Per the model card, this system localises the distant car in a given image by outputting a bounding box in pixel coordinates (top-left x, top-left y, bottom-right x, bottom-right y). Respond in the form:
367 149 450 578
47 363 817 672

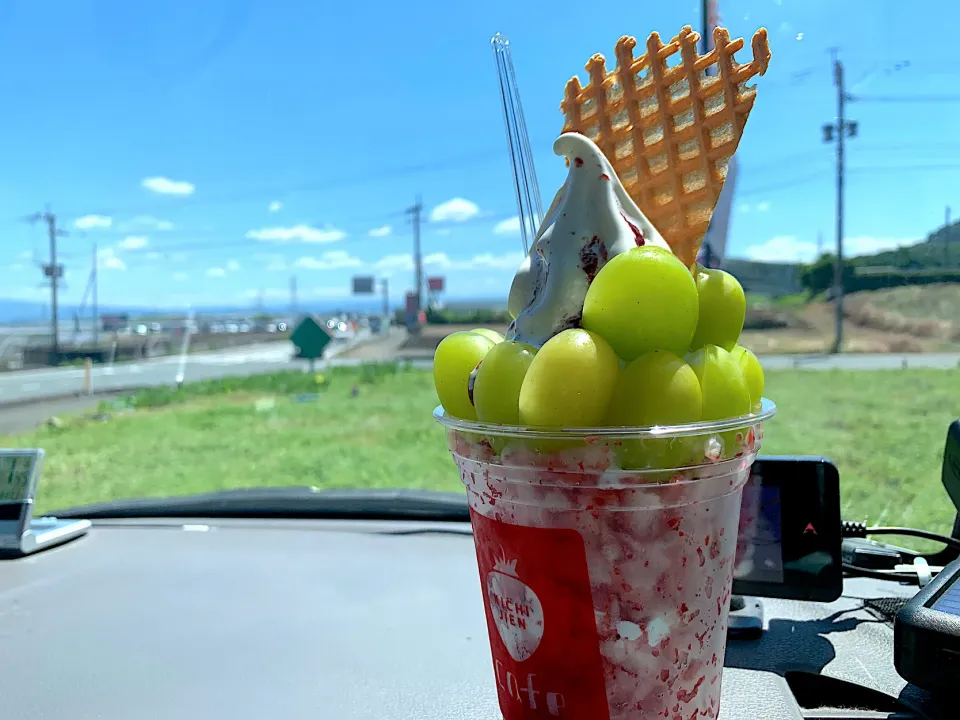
369 317 383 334
226 323 239 333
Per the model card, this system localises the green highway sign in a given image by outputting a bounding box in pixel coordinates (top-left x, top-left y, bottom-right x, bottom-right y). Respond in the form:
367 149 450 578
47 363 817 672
290 316 332 360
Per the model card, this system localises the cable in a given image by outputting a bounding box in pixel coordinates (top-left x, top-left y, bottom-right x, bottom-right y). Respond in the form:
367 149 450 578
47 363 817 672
842 562 919 583
870 527 960 552
841 520 960 551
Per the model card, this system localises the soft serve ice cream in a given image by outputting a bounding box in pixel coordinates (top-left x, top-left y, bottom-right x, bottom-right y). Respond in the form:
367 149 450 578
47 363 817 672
507 133 671 348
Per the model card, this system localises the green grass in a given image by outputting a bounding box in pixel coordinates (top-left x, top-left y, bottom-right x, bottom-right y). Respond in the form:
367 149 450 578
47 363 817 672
3 366 957 541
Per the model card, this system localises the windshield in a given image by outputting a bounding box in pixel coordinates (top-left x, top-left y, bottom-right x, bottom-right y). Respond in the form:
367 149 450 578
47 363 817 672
0 1 956 542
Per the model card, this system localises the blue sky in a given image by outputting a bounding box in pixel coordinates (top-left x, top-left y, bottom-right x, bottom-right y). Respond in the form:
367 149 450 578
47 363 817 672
1 0 958 310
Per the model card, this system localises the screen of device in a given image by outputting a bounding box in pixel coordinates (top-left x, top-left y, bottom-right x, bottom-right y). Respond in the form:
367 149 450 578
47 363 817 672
732 456 843 602
931 578 960 617
0 450 43 540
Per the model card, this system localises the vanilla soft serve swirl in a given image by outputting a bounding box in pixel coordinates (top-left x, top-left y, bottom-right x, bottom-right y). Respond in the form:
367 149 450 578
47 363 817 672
506 133 671 348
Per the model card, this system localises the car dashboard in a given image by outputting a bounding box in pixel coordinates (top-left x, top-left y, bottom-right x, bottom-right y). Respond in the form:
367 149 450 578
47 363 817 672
0 517 950 719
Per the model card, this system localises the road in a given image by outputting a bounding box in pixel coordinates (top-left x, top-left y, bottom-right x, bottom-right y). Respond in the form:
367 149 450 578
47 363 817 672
0 331 376 406
0 332 956 407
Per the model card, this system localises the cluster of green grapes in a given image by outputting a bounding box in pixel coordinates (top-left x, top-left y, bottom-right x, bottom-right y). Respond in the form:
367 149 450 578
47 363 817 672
434 245 764 431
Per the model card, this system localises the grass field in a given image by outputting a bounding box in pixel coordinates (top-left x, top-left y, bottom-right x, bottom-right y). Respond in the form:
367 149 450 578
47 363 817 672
3 365 957 540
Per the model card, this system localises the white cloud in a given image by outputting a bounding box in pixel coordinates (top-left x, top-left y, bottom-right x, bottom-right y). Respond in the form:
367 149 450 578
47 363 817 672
206 267 226 278
293 250 363 270
74 214 113 230
267 259 287 271
227 259 241 272
242 286 350 301
268 201 283 213
173 272 189 281
466 251 525 270
430 197 480 223
743 234 920 263
9 263 24 271
96 247 126 271
743 236 818 263
372 251 524 273
845 236 920 256
245 224 346 244
368 224 392 238
141 176 195 195
738 203 752 214
755 201 771 212
374 253 415 272
17 250 32 260
132 215 174 231
118 235 149 250
493 216 521 235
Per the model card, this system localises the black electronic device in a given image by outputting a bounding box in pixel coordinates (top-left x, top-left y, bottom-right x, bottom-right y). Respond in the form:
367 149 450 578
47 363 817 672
895 555 960 693
731 456 843 603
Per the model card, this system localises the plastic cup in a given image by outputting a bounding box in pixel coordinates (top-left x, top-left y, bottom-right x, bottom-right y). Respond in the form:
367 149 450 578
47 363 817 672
435 399 775 720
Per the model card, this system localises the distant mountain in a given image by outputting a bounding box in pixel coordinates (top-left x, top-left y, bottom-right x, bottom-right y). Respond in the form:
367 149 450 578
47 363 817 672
0 296 508 324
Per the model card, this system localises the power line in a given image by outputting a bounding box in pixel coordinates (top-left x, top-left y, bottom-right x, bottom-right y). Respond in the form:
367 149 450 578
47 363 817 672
58 149 509 222
851 94 960 103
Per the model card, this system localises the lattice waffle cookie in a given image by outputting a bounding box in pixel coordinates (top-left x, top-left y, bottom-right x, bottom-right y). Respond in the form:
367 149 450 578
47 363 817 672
560 25 771 267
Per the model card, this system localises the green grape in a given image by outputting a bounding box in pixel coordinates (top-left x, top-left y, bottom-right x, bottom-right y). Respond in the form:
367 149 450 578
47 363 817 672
689 266 746 351
471 328 504 344
582 246 698 360
685 344 751 421
518 328 619 427
615 436 703 471
473 341 537 424
605 350 702 427
433 331 496 420
731 344 764 412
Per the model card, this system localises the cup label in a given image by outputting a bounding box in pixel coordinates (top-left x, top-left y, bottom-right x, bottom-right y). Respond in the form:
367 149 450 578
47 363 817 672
470 509 609 719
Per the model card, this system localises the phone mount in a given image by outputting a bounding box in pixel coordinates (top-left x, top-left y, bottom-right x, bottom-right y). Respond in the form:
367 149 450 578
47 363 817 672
0 449 90 559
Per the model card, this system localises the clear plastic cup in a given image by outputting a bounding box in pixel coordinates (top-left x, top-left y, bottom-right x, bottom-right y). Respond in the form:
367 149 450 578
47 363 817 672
435 399 775 720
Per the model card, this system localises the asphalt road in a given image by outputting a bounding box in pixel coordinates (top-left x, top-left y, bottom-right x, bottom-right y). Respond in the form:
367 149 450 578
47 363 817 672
0 334 956 407
0 334 372 406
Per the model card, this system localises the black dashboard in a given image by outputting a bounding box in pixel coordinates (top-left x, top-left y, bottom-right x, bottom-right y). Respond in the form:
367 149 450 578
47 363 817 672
0 517 949 719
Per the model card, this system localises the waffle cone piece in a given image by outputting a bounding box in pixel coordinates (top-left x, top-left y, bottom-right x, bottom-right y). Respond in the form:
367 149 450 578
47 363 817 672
560 25 771 267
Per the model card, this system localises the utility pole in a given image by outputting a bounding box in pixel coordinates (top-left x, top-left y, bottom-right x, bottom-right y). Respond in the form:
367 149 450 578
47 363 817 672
822 51 858 354
27 208 66 358
406 195 424 314
379 278 389 320
92 243 99 346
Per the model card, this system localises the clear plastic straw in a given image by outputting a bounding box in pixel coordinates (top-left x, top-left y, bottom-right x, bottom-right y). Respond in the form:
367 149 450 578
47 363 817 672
491 33 543 255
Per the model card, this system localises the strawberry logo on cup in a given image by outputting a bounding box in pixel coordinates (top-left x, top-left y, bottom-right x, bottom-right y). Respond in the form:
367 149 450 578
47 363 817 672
487 552 545 662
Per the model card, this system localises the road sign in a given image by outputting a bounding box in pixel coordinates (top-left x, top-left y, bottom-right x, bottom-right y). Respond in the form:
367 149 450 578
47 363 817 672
290 316 332 360
352 276 375 294
427 276 445 292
